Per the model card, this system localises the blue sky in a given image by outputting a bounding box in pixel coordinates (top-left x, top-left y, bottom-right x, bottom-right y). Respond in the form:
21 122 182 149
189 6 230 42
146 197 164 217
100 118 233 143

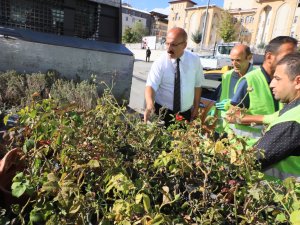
122 0 224 14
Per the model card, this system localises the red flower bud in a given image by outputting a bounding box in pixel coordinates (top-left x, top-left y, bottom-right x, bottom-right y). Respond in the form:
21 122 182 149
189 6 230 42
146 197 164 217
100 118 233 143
175 114 183 121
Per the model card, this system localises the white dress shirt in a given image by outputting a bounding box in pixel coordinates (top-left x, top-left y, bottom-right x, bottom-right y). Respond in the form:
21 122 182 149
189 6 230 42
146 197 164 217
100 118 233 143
146 50 205 112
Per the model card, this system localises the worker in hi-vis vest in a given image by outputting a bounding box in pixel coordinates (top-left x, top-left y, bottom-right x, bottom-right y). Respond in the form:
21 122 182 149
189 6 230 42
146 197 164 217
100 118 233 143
214 44 254 136
224 36 298 146
256 53 300 181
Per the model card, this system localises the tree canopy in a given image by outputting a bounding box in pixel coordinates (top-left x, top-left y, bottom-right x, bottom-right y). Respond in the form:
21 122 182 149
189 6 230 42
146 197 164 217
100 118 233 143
191 29 202 44
122 21 148 43
218 11 237 43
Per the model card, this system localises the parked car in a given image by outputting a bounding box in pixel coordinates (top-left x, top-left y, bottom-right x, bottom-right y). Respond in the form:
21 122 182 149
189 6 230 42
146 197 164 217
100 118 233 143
201 66 231 101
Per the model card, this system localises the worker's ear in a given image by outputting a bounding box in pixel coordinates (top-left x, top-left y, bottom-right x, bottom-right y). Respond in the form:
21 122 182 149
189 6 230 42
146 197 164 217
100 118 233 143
183 41 187 49
247 53 253 61
264 52 274 64
295 75 300 90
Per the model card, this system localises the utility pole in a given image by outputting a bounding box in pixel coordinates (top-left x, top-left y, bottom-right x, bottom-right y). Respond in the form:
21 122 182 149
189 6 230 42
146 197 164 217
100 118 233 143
200 0 210 51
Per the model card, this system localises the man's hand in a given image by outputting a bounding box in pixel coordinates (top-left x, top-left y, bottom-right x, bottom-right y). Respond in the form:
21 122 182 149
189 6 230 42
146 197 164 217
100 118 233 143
216 99 231 111
191 107 199 121
144 105 155 123
225 107 242 124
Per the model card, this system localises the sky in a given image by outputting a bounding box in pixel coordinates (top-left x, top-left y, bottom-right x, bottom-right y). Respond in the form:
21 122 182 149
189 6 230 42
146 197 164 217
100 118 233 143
122 0 224 15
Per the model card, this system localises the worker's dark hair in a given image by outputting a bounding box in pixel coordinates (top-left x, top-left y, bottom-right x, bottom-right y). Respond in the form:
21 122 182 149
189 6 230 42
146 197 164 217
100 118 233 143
277 52 300 80
245 46 251 56
265 36 297 55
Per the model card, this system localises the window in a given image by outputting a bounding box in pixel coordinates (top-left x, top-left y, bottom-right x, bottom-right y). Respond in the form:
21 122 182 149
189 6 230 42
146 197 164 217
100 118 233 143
175 13 178 20
0 0 121 43
132 17 135 22
298 0 300 7
245 16 249 23
126 16 128 21
291 31 294 37
294 16 298 23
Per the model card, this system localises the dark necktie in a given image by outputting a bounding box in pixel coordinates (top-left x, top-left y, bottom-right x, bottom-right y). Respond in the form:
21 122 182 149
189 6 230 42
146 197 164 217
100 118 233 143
173 58 181 113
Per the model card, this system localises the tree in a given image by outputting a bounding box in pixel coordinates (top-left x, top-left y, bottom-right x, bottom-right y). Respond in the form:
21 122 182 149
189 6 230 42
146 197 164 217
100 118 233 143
218 10 237 43
122 27 136 43
122 21 148 43
191 29 202 44
132 21 148 42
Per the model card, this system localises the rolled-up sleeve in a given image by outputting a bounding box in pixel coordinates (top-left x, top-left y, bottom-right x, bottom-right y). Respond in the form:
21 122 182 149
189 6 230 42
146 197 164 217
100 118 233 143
146 61 162 92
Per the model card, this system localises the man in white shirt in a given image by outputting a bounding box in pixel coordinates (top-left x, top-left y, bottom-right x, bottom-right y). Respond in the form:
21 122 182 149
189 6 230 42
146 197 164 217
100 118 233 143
144 27 205 126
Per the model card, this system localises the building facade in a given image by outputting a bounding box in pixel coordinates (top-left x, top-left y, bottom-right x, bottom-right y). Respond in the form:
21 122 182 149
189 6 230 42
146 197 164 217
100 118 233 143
149 11 168 44
168 0 223 50
121 4 168 45
224 0 300 47
121 4 152 35
168 0 300 50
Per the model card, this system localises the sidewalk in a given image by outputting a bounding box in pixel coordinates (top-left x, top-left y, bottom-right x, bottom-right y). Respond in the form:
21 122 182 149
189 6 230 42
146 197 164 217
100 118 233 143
128 48 164 113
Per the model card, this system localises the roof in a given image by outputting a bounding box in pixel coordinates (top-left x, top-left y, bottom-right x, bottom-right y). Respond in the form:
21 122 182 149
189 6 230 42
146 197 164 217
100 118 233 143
185 4 223 11
149 11 168 18
169 0 197 5
228 8 257 14
122 5 151 15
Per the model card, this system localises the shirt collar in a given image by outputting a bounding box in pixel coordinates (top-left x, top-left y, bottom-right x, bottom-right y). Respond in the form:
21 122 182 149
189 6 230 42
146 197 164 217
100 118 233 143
171 50 186 64
280 98 300 115
260 65 271 83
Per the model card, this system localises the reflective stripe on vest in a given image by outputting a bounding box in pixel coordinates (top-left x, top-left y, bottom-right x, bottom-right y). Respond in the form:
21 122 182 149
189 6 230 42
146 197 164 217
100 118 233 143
263 104 300 180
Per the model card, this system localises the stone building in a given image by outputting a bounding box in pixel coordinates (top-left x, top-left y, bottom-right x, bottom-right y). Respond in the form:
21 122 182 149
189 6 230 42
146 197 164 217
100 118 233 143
168 0 300 50
121 4 168 45
121 4 152 35
168 0 223 50
225 0 300 47
149 11 168 44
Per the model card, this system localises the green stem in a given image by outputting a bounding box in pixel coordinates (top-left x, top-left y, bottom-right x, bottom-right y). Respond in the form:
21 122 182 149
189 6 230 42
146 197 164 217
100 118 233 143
265 180 290 216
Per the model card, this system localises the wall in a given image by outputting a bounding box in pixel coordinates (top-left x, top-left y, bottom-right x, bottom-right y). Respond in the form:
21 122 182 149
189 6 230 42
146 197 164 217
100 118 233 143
224 0 300 47
0 33 134 102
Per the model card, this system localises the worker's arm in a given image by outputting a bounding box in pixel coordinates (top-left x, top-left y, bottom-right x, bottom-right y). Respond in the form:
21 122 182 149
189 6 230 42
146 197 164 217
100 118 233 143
225 107 279 125
144 86 155 123
225 108 264 124
191 87 202 120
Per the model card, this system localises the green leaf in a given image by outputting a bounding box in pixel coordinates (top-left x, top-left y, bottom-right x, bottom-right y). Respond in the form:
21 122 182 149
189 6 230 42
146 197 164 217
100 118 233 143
41 181 59 193
11 181 27 197
29 109 37 118
292 201 300 211
135 193 143 204
56 134 62 145
151 214 164 225
23 139 35 153
290 210 300 225
30 210 44 223
69 203 81 214
143 193 151 213
283 177 296 191
88 159 100 168
274 194 284 203
248 188 260 200
47 173 59 182
275 213 287 223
